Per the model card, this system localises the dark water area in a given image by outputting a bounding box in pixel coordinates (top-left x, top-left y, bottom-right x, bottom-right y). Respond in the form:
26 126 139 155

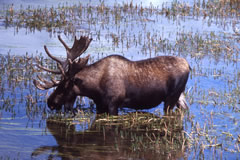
0 0 240 159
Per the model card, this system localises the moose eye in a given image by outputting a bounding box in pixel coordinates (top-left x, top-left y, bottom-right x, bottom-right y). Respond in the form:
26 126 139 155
73 78 83 86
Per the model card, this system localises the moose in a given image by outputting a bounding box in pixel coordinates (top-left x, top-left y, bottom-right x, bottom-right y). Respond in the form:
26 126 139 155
33 35 190 115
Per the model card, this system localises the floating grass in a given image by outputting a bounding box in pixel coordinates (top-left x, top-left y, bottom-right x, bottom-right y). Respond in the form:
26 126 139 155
41 110 188 159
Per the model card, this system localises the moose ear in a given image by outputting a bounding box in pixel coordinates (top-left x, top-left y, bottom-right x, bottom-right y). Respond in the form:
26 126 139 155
78 55 90 67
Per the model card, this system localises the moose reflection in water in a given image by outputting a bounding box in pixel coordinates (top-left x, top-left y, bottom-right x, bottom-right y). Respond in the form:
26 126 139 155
32 112 187 159
33 35 190 115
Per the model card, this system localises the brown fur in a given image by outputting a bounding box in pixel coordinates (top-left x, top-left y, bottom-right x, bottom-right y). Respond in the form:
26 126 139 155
47 55 190 115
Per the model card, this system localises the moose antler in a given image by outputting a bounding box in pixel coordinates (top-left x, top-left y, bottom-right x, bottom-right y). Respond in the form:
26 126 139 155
33 35 92 90
33 75 60 90
42 35 92 72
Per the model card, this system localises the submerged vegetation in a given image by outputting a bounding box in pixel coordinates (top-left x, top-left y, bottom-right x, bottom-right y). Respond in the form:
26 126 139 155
31 111 187 159
0 0 240 159
3 0 240 31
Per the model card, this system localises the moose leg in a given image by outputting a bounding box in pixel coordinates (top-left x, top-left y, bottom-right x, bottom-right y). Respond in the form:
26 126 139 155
96 102 118 115
64 98 76 113
101 96 119 115
96 103 108 114
108 102 118 115
164 100 176 114
164 93 182 114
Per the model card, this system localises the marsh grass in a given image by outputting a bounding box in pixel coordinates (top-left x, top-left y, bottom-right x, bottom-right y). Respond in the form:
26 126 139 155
0 52 46 119
42 110 188 159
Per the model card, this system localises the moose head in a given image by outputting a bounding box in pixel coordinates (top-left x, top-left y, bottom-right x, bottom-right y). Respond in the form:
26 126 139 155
34 35 92 112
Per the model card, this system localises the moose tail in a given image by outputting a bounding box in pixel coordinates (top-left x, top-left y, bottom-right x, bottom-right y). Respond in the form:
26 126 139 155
177 93 189 110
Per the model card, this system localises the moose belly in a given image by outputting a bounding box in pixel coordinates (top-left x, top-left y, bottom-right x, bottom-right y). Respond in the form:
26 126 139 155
122 88 166 110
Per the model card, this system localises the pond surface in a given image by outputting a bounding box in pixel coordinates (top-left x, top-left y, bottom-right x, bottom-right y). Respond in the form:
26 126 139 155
0 0 240 159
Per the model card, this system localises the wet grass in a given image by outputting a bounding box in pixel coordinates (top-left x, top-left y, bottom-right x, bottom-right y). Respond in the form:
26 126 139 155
38 111 187 159
0 52 45 119
0 0 240 159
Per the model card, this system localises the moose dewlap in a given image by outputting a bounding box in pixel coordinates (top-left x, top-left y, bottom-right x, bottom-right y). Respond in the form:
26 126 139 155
34 35 191 115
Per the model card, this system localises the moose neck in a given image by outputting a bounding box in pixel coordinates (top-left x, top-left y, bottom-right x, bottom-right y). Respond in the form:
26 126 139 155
74 58 108 99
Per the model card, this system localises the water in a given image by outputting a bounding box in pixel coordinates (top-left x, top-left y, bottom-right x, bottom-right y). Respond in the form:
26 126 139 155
0 0 240 159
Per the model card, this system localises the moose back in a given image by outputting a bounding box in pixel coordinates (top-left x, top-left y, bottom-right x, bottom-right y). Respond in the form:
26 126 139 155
34 35 190 115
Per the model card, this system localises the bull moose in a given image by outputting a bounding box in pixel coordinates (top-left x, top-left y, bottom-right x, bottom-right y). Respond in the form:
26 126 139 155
33 35 190 115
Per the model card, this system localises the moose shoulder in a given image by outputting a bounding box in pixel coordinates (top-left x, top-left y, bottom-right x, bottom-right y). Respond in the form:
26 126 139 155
34 36 190 115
